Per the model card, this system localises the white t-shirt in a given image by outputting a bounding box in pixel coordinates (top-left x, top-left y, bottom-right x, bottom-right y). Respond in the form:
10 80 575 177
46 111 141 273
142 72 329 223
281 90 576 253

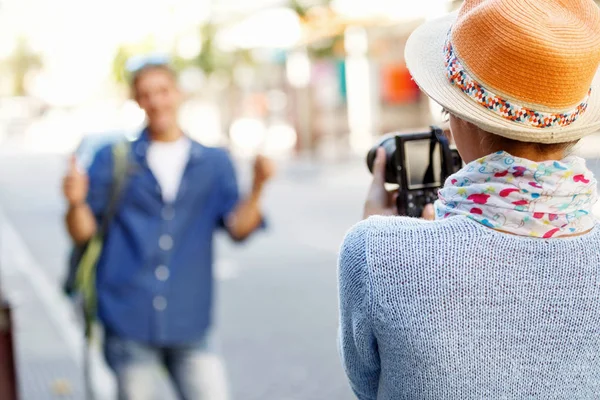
146 136 191 203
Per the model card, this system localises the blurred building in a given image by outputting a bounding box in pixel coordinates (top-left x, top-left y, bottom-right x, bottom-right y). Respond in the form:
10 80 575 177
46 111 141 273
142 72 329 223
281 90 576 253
214 0 454 158
4 0 597 159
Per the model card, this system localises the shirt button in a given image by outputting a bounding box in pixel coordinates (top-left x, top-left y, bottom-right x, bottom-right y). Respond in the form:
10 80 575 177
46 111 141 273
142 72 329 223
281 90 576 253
159 235 173 251
155 265 170 281
153 296 167 311
162 206 175 221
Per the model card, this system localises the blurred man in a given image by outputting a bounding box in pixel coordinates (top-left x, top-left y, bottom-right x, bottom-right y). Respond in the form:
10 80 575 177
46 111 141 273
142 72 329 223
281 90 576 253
63 62 274 400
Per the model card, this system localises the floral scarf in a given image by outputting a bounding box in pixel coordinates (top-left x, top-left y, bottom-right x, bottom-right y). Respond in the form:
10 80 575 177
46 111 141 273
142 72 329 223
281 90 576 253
435 151 598 238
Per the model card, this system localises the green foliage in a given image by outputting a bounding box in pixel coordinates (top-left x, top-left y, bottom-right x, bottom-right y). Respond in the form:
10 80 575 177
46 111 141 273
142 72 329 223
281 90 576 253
289 0 309 18
309 35 343 59
185 23 257 79
111 47 130 85
7 37 42 96
111 37 157 85
288 0 342 60
111 22 258 89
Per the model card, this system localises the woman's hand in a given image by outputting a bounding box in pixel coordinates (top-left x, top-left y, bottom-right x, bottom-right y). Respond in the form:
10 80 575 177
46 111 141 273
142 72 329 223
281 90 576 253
421 204 435 220
363 147 436 220
363 148 398 218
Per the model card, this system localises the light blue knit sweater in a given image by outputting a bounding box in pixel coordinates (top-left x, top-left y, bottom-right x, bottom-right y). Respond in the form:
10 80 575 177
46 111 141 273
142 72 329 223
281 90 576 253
338 215 600 399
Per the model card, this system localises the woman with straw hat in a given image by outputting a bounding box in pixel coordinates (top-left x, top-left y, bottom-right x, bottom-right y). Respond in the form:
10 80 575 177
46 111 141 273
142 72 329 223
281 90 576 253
338 0 600 398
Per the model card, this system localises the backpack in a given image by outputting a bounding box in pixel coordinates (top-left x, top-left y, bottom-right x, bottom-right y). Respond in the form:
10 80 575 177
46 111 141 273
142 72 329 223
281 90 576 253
63 140 129 399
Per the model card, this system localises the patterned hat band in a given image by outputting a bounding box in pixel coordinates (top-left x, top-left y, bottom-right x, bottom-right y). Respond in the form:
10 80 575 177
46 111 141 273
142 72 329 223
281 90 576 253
444 34 591 129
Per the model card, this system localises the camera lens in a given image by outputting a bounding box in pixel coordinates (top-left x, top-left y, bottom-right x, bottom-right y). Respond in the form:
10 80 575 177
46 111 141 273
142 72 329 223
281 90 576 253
366 136 398 184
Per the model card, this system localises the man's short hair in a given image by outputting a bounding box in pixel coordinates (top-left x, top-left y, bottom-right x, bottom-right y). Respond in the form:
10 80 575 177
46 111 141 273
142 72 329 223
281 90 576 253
129 62 177 95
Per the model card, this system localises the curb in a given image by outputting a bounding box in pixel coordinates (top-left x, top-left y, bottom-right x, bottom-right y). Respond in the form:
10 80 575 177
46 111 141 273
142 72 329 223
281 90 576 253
0 208 116 400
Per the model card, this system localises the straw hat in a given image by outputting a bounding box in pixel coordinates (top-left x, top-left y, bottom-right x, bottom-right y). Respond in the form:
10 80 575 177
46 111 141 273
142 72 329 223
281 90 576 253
405 0 600 143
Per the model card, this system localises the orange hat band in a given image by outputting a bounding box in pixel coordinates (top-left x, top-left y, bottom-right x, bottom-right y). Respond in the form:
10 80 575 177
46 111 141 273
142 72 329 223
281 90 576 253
444 34 591 129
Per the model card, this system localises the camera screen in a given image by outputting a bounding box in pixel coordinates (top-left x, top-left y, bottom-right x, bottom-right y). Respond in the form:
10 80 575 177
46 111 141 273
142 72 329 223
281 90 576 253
405 139 442 189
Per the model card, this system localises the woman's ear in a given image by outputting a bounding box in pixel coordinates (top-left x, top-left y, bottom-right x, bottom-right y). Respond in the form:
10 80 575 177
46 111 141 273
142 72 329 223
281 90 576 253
443 128 454 144
449 115 487 163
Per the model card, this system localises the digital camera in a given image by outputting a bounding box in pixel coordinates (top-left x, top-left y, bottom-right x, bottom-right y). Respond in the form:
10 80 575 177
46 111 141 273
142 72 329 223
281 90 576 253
366 126 463 217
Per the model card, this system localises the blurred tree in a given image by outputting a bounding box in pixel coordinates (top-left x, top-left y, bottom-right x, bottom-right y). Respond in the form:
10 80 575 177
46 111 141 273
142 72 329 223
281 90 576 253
289 0 344 60
309 36 344 59
111 36 157 86
290 0 329 17
183 22 256 80
290 0 310 18
112 47 131 85
110 21 255 88
6 37 42 96
194 23 222 76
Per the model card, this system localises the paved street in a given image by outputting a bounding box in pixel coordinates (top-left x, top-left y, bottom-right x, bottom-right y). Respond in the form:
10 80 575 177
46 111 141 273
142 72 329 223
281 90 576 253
1 134 600 400
0 147 369 400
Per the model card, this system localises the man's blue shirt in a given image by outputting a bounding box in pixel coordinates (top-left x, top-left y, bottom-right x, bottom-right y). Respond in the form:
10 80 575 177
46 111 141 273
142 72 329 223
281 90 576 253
87 130 240 345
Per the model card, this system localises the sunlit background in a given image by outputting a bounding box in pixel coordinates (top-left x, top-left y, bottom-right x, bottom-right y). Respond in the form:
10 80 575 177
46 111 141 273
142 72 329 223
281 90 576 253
0 0 469 159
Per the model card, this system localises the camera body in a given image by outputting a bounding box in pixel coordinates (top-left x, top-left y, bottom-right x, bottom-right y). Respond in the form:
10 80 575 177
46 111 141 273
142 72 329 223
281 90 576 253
366 126 462 217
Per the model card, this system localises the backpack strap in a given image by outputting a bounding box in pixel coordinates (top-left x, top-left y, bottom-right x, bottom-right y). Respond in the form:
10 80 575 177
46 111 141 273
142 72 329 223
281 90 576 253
100 140 130 236
75 140 130 338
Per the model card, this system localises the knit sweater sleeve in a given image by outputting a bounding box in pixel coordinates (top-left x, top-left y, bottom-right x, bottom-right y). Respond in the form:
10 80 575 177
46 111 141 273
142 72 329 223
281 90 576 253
338 220 380 400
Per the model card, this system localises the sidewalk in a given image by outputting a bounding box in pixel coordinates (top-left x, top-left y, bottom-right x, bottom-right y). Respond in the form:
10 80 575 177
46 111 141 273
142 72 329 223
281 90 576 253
0 208 115 400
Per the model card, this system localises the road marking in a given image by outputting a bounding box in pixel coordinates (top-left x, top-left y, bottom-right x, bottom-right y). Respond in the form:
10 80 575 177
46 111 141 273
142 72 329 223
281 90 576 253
0 208 116 400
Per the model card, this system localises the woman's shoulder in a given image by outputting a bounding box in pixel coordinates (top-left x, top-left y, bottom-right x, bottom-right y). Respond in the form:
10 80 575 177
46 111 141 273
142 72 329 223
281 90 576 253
342 215 600 261
338 217 475 291
340 215 475 260
344 215 473 241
